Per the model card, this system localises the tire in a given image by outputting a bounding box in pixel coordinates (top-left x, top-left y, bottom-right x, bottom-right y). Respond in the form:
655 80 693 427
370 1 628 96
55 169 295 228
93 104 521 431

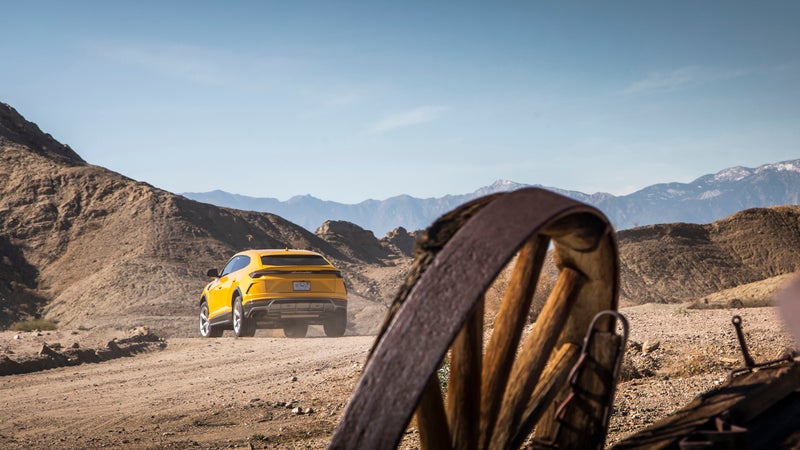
283 321 308 338
200 300 223 338
323 310 347 337
232 296 256 337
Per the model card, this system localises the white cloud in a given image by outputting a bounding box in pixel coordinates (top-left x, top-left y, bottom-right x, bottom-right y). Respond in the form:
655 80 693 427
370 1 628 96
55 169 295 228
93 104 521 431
88 41 308 90
320 88 372 108
90 42 232 85
298 85 382 115
622 66 754 95
368 105 447 133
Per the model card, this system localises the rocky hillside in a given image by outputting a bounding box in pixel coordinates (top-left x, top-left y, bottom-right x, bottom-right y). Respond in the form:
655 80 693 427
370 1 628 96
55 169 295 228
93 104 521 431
0 103 84 165
618 206 800 304
3 102 797 339
314 221 418 265
0 103 402 336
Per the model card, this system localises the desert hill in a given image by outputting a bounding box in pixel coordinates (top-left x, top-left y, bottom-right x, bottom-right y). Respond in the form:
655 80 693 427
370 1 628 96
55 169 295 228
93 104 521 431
3 102 798 339
691 272 797 309
618 206 800 304
0 103 401 335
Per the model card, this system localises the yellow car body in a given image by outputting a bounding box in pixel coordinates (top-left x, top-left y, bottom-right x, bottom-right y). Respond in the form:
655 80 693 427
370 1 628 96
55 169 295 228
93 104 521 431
199 249 347 338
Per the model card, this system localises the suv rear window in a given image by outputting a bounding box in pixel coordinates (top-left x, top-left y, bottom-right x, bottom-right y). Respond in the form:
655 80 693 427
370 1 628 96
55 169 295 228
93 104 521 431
261 255 329 266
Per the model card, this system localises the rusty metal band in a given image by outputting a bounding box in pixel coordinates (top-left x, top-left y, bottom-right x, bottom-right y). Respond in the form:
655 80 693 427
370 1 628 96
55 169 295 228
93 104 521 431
329 187 618 449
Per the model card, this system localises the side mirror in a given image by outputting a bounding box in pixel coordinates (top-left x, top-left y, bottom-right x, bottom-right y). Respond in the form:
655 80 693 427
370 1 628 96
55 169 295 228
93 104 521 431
206 268 220 278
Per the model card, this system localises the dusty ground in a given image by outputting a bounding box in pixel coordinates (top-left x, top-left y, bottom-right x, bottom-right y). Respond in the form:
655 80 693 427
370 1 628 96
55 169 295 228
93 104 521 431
0 330 371 449
0 305 795 449
607 304 794 446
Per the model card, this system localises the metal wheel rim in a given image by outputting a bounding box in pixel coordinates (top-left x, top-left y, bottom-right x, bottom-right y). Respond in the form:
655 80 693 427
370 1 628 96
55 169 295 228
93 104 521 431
200 306 211 336
233 304 242 334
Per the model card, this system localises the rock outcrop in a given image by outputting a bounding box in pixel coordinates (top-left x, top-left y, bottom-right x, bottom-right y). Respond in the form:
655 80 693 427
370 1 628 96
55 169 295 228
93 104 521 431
315 220 396 265
380 227 419 257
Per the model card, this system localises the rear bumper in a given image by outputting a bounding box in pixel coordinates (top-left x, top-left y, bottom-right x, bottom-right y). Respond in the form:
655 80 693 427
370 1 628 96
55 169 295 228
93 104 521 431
244 298 346 326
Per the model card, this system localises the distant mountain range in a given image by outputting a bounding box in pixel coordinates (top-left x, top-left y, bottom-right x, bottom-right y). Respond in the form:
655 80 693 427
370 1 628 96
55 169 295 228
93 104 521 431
183 160 800 235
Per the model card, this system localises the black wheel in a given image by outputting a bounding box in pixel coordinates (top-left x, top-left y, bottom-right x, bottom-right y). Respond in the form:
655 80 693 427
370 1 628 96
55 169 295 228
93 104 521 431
200 300 223 338
232 296 256 337
323 310 347 337
283 321 308 338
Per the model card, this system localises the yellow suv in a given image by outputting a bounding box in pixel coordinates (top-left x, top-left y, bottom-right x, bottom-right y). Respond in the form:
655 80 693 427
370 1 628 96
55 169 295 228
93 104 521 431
199 249 347 338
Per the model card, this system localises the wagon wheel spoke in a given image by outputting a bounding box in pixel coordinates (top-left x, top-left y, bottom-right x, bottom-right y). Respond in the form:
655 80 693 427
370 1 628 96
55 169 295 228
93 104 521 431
418 250 587 450
479 235 549 449
329 188 620 450
417 372 452 450
513 341 581 447
445 295 484 449
488 266 584 449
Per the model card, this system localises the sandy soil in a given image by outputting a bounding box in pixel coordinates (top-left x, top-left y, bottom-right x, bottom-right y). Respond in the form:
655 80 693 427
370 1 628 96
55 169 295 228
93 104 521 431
607 304 794 446
0 305 795 449
0 334 371 449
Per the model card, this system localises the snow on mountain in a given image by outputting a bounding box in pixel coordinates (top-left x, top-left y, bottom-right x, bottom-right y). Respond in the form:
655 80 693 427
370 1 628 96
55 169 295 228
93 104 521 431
183 159 800 235
712 167 751 182
698 189 722 200
472 179 527 197
756 161 800 174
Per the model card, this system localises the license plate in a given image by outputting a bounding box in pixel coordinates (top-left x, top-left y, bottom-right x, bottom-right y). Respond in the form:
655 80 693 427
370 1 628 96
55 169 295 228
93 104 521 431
293 281 311 291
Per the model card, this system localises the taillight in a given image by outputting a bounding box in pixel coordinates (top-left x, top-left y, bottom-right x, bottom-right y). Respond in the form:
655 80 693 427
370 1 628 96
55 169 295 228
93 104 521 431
250 269 282 278
250 269 342 278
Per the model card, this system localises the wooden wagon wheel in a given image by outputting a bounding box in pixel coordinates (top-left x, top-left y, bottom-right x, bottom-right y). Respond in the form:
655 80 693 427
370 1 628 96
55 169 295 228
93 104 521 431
330 188 623 450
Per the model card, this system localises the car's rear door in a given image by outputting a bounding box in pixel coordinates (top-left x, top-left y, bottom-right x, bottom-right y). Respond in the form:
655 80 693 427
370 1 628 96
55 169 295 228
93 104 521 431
207 256 242 319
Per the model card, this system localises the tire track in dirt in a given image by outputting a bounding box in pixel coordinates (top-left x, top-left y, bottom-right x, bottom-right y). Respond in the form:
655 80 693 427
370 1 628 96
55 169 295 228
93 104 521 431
0 336 373 449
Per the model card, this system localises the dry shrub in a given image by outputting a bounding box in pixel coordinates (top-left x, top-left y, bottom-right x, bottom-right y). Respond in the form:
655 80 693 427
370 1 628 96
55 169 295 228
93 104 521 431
659 351 735 378
9 319 58 331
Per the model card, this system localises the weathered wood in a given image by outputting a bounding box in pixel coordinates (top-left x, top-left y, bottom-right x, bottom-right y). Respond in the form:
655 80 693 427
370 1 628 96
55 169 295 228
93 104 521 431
550 330 621 449
728 360 800 423
446 297 484 450
329 188 618 450
511 342 580 448
612 360 800 450
489 267 584 450
532 234 619 446
367 194 503 361
551 232 618 348
479 236 549 450
417 374 453 450
541 212 609 251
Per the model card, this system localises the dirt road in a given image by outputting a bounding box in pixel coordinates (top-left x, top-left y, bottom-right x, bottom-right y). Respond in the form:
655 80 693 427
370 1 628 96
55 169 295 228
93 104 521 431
0 334 373 449
0 305 794 449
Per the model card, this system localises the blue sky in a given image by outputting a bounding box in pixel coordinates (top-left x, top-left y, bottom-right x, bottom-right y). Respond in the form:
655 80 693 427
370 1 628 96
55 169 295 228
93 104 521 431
2 1 798 203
